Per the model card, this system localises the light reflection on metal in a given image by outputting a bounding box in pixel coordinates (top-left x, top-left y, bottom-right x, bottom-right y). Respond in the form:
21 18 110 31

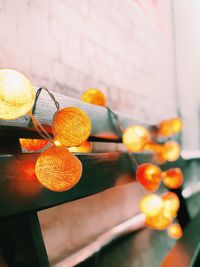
54 214 145 267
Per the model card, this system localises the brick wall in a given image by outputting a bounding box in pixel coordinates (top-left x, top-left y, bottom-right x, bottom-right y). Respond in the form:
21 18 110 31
0 0 177 120
0 0 177 264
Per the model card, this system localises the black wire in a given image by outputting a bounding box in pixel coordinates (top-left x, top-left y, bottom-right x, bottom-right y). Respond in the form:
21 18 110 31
106 106 123 138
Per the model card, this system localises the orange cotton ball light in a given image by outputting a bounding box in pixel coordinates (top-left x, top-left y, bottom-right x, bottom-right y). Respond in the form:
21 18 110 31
162 192 180 219
167 223 183 239
81 88 106 106
136 163 162 191
140 194 163 217
122 125 150 152
158 117 182 137
20 138 49 151
162 168 184 189
68 141 92 153
0 69 35 120
146 211 172 230
53 107 92 147
162 141 180 162
35 145 82 192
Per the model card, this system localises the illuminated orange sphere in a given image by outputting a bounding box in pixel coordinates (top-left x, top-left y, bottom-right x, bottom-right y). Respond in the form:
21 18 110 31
162 168 183 189
35 145 82 192
162 141 180 162
145 143 166 164
122 126 150 152
145 210 172 230
53 107 92 147
136 163 162 191
140 194 163 217
158 117 182 137
167 223 183 239
20 138 49 151
81 88 106 106
162 192 180 219
68 141 92 153
0 69 35 119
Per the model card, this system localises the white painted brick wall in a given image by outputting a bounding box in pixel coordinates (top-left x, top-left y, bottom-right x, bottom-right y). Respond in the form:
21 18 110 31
0 0 177 121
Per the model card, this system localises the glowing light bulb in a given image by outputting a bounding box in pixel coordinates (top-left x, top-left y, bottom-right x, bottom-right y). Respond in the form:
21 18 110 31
53 107 92 147
158 117 182 137
81 88 106 106
122 125 150 152
35 145 82 192
68 141 92 153
145 143 166 164
20 138 49 151
140 194 163 217
0 69 35 119
162 168 183 189
167 223 183 239
162 192 180 219
162 141 180 162
136 163 162 191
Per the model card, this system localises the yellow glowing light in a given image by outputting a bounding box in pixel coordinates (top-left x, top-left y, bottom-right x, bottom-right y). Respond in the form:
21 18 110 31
122 125 150 152
162 192 180 219
167 223 183 239
162 168 184 189
20 138 49 151
140 194 163 217
68 141 92 153
0 69 35 119
35 145 82 192
158 117 182 137
145 210 172 230
136 163 162 191
162 141 180 162
81 88 106 106
53 107 92 147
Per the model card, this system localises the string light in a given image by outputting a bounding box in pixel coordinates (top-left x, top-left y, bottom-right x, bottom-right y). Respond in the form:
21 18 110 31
162 168 183 189
81 88 106 106
122 125 150 152
136 163 162 191
20 138 49 151
158 117 182 137
167 223 183 239
35 145 82 192
53 107 92 147
0 69 35 119
140 194 163 217
68 141 92 153
162 141 180 162
145 210 172 230
162 192 180 219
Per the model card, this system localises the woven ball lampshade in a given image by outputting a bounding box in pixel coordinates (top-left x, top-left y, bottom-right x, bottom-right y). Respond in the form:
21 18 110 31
162 141 180 162
0 69 35 120
20 138 49 151
145 210 172 230
122 125 150 152
35 145 82 192
53 107 92 147
68 141 92 153
81 88 106 106
140 194 163 217
167 223 183 239
162 168 183 189
136 163 162 191
162 192 180 219
158 117 182 137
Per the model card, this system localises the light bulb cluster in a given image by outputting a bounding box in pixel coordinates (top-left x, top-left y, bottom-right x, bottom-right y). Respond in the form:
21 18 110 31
0 69 92 192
